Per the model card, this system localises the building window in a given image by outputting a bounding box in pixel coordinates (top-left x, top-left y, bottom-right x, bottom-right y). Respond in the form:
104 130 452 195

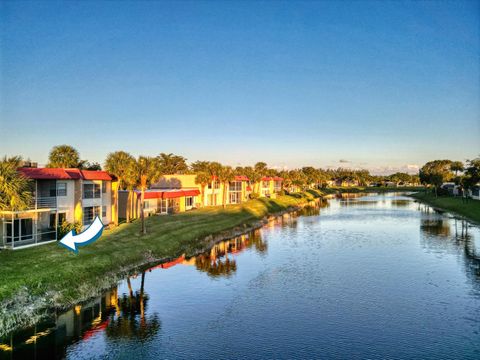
57 182 67 196
185 196 193 207
229 181 242 192
83 206 101 225
83 183 101 199
144 201 150 209
49 182 57 197
102 206 107 217
102 182 107 193
83 207 94 225
59 212 66 224
262 181 270 188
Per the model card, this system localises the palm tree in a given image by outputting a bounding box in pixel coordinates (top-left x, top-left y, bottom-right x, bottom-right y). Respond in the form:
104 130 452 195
135 156 162 234
157 153 188 174
206 162 222 206
190 160 210 173
218 166 235 208
244 166 262 196
47 145 81 168
123 163 139 223
0 157 32 211
105 151 136 226
195 172 210 207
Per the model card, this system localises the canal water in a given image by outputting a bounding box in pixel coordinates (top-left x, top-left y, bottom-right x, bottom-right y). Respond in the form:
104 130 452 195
1 193 479 359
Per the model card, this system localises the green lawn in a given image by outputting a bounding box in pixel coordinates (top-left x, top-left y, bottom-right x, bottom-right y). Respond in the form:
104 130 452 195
409 192 480 224
0 191 322 316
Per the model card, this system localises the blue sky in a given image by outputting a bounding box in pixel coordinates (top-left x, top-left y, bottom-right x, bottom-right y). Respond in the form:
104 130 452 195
1 0 479 174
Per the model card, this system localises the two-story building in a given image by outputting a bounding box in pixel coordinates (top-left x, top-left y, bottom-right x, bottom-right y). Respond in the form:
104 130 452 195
0 168 115 249
259 177 283 198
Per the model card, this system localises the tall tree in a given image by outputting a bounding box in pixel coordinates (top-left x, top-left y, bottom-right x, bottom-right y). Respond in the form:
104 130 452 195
157 153 188 174
195 172 210 207
218 166 235 208
243 166 261 196
0 156 32 211
450 161 464 176
124 162 139 223
105 151 136 226
206 162 222 206
462 157 480 189
47 145 81 168
135 156 162 234
419 160 453 196
190 160 211 173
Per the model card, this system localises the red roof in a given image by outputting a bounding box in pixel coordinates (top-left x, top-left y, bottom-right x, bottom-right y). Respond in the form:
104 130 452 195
138 189 200 199
234 175 249 181
80 170 112 181
18 168 113 181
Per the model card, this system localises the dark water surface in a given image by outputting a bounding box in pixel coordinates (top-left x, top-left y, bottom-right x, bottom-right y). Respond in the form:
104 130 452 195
1 193 479 359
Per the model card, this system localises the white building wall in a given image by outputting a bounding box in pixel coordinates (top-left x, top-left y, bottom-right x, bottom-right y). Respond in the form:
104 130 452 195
101 181 112 224
56 180 76 223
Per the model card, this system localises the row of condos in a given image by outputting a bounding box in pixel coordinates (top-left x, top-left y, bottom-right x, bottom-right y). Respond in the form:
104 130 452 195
0 168 115 249
1 168 283 249
118 174 284 218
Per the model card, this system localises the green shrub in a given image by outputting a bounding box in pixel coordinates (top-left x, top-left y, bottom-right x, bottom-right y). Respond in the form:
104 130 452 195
57 220 83 238
249 192 260 199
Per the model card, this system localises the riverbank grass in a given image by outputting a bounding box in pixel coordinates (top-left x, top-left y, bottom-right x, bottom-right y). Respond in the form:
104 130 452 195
409 192 480 224
0 191 322 309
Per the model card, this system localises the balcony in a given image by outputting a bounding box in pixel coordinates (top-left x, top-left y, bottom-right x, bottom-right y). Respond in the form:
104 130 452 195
29 196 57 210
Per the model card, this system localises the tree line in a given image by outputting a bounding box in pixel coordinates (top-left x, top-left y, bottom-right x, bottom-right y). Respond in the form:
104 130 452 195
419 158 480 196
8 144 478 235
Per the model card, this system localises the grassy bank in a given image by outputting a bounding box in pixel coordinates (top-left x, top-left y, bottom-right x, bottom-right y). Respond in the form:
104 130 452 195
409 192 480 224
0 190 323 335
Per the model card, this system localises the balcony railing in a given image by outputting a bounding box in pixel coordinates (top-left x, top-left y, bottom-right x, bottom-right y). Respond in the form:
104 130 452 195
28 196 57 209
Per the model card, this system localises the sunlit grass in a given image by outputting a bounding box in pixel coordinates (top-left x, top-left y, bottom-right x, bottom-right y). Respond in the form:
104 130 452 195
409 192 480 224
0 191 321 308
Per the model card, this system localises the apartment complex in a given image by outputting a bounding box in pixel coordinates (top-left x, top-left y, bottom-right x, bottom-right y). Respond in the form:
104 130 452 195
0 168 115 249
117 173 283 217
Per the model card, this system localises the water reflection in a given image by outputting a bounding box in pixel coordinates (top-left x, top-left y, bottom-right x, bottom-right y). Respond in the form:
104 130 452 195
419 213 480 295
0 272 159 360
107 272 161 341
191 230 267 278
2 194 480 359
420 218 451 237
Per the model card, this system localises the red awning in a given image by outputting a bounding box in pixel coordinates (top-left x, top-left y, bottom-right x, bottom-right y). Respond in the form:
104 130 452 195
138 189 200 199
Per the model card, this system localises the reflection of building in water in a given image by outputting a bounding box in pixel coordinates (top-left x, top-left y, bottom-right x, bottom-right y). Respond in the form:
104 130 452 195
0 275 159 359
185 230 267 278
0 288 118 359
